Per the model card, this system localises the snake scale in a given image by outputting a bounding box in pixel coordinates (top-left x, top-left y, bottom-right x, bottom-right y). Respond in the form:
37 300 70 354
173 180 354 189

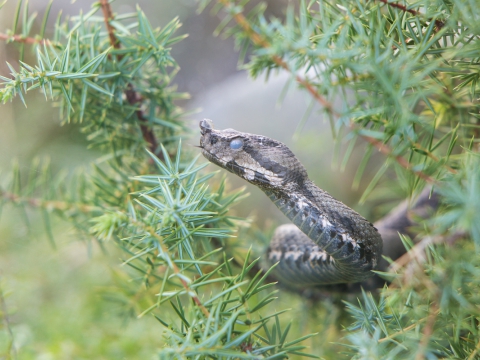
199 119 383 286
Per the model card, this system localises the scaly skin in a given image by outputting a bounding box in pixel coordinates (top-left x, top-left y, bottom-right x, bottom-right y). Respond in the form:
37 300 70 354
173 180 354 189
199 119 383 286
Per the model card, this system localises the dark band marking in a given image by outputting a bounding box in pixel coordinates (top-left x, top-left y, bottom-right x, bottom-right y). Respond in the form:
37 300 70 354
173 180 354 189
243 144 292 181
260 138 282 147
347 242 354 253
330 229 337 239
253 170 270 185
302 248 311 262
225 160 244 177
340 214 356 233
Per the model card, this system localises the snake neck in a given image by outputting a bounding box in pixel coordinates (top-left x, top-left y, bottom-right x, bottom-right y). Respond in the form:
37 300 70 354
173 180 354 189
263 180 382 275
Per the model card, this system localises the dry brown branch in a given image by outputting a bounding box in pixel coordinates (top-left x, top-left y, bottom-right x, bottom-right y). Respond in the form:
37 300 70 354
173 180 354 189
66 0 206 300
0 2 160 157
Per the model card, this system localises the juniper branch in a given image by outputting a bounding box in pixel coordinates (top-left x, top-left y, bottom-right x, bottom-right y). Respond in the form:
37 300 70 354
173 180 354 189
131 220 211 318
215 0 441 183
99 0 160 157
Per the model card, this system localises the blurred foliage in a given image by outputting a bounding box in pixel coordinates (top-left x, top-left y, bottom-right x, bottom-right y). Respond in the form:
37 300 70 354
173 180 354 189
1 0 480 359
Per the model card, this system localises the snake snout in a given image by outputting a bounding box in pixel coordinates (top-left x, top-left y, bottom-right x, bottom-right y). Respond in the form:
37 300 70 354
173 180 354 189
200 119 214 135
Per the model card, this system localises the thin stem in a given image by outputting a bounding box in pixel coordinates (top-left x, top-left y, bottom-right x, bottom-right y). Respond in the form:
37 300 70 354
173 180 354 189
468 338 480 360
414 301 439 360
99 0 121 50
390 231 466 273
0 32 53 45
0 189 101 214
0 275 16 360
99 0 160 157
361 135 435 183
378 0 445 30
377 309 440 343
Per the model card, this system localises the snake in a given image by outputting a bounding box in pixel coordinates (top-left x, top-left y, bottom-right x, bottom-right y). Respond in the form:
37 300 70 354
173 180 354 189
199 119 383 287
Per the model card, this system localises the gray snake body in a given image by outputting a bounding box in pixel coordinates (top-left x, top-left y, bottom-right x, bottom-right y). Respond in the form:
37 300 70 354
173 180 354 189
199 119 383 286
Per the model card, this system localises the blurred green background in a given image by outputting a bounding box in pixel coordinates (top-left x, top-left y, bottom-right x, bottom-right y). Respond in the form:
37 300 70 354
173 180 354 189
0 1 381 358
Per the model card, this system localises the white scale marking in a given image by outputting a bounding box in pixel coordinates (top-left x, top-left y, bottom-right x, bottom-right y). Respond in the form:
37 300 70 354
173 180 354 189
309 248 326 261
268 250 282 261
284 250 304 261
322 217 332 228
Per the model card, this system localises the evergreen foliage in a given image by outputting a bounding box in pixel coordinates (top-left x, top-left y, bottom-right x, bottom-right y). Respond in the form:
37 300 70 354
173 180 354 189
1 0 480 359
200 0 480 359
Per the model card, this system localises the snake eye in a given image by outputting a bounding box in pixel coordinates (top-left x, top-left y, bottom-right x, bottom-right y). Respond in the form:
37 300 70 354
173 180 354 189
229 138 244 150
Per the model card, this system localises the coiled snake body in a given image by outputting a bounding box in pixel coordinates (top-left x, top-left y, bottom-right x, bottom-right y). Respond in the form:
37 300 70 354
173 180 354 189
199 120 383 286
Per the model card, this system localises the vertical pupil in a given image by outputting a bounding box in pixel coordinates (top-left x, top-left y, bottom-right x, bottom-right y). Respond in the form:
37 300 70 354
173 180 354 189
230 138 243 150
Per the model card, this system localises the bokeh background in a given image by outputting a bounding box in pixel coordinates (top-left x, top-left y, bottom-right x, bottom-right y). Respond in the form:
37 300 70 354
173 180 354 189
0 1 380 357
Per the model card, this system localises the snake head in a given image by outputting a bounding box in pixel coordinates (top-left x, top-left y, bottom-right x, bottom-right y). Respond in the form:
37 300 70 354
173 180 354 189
199 119 308 189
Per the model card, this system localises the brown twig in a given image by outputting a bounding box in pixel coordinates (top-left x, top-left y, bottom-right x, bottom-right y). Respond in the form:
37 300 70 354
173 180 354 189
0 32 52 45
378 0 445 30
220 0 334 112
378 308 440 343
361 136 435 182
414 300 439 360
390 230 466 273
0 189 101 214
99 0 159 156
99 0 121 50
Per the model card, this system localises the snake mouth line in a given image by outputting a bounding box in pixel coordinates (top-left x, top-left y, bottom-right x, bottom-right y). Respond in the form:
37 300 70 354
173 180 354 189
199 146 223 166
201 149 246 177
